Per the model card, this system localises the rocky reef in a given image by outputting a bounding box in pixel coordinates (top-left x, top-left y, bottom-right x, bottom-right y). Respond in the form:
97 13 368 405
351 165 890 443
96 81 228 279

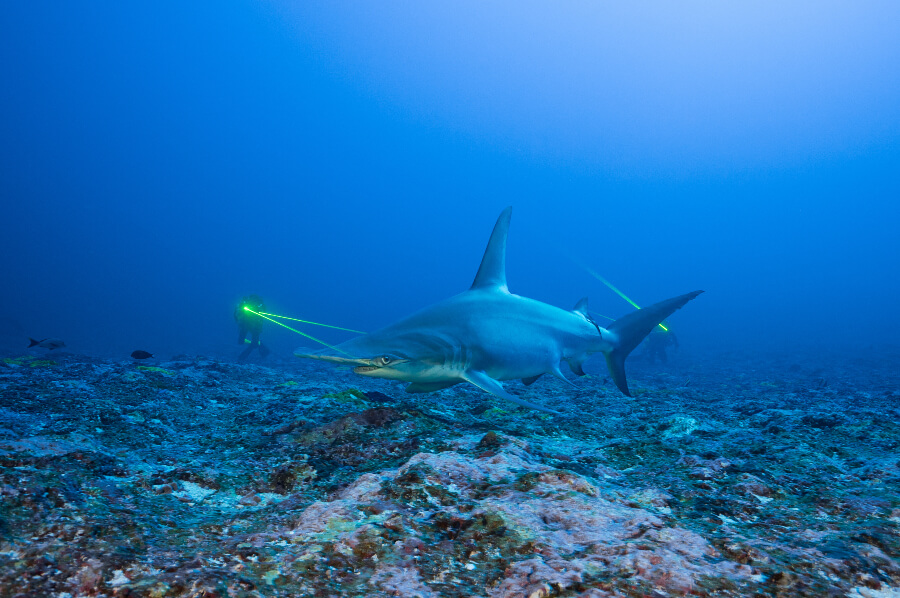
1 350 898 597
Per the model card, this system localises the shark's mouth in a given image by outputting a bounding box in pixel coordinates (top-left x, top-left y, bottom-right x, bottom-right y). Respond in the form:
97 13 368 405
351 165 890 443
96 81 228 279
295 352 408 374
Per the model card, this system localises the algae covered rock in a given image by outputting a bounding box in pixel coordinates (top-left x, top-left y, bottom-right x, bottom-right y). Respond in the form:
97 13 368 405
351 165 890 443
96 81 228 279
1 351 899 596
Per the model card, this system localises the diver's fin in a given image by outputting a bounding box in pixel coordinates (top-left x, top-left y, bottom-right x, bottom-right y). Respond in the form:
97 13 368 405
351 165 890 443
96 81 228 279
604 290 704 396
470 207 512 292
522 374 543 386
463 370 559 414
572 297 589 317
405 381 459 393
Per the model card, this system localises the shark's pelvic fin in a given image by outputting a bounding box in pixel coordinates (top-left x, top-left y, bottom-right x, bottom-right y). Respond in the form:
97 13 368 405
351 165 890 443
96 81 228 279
470 206 512 292
405 381 459 393
522 374 543 386
568 360 587 377
464 370 559 414
604 290 704 396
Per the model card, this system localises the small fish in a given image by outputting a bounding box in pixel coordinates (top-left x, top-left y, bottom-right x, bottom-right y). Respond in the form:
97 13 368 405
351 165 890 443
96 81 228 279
28 338 66 350
131 350 154 360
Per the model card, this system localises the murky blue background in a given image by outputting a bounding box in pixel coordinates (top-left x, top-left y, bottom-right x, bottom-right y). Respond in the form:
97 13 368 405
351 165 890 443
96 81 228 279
2 2 898 360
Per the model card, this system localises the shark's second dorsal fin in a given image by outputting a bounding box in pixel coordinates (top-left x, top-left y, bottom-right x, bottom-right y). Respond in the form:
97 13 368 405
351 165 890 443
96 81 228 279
572 297 589 316
470 206 512 292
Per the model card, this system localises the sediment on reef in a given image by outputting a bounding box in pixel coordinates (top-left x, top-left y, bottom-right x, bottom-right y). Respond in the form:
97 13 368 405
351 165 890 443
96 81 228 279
1 352 899 597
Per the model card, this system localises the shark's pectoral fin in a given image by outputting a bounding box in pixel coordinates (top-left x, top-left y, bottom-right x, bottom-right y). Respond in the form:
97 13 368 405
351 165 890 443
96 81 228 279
522 374 543 386
463 370 512 398
463 370 559 414
405 381 459 393
551 366 577 387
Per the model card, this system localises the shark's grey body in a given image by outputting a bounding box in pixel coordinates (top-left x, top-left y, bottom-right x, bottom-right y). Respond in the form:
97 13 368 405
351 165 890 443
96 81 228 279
297 207 702 413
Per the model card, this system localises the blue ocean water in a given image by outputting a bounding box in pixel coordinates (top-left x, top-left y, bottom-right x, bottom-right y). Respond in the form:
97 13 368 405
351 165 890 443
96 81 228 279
1 2 898 362
3 5 900 596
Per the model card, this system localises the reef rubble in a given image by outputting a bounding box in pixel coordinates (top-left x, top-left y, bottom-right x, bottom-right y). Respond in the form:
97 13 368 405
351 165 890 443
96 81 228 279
0 349 898 597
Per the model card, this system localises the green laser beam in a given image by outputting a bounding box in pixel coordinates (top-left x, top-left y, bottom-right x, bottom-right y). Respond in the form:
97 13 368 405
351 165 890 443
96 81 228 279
588 311 615 321
583 266 639 310
254 311 365 334
244 308 354 356
581 266 668 332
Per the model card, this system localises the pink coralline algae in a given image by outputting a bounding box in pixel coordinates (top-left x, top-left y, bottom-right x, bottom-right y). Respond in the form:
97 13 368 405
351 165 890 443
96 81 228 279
283 440 752 597
3 352 899 597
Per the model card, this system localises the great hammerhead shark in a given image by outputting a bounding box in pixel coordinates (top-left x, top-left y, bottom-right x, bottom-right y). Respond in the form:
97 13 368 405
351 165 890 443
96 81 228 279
296 207 702 413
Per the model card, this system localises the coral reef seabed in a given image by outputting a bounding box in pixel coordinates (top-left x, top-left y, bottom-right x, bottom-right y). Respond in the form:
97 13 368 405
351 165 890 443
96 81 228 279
1 349 899 597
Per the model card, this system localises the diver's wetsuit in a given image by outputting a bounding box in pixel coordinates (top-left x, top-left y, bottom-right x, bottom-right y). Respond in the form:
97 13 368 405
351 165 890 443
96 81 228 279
235 295 270 362
646 329 678 364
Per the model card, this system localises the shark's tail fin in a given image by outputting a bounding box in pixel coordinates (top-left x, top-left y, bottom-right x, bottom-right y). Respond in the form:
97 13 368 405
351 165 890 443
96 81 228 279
604 290 703 396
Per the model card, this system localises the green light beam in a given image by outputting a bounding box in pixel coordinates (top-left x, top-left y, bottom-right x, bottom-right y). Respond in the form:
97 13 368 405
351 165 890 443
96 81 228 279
588 311 615 321
244 308 354 356
255 311 365 334
581 266 668 332
583 266 639 310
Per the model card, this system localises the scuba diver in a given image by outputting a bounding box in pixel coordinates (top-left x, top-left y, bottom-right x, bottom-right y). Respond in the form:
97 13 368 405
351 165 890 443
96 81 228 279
645 325 679 365
235 294 271 362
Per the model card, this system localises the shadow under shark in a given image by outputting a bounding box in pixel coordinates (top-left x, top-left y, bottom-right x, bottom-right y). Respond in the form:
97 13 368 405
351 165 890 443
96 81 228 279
296 207 702 414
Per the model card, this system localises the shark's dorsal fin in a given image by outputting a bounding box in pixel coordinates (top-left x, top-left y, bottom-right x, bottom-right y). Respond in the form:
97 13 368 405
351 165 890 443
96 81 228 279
470 206 512 292
572 297 589 316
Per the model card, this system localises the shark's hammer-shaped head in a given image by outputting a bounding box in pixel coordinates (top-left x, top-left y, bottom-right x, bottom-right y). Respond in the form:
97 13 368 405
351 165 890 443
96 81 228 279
297 352 414 380
351 353 412 378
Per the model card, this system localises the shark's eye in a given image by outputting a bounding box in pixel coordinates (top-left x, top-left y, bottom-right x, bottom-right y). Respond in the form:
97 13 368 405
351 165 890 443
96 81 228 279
379 356 392 366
